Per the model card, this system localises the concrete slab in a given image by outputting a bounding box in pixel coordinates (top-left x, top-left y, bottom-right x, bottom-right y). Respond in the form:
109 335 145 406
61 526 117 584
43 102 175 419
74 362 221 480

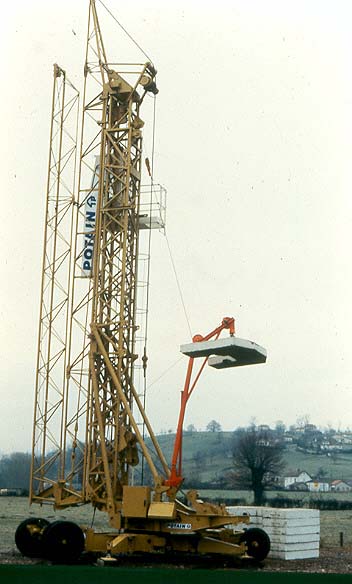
228 507 319 519
265 526 320 536
269 533 320 544
274 550 320 560
208 355 239 369
269 541 320 552
226 506 320 560
180 337 267 368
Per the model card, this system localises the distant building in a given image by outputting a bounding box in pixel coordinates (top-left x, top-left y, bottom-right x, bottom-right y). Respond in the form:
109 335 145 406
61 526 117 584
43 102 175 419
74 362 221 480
330 480 352 492
320 440 333 451
258 424 271 432
306 480 329 493
332 433 352 446
304 424 318 432
284 471 312 489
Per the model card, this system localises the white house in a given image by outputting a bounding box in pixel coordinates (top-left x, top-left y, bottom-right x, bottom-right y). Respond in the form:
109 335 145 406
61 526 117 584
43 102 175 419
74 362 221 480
284 471 312 489
306 480 329 493
331 480 352 492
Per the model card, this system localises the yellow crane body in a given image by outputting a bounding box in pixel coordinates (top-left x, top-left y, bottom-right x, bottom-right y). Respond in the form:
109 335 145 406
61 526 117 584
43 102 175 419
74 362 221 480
16 0 270 565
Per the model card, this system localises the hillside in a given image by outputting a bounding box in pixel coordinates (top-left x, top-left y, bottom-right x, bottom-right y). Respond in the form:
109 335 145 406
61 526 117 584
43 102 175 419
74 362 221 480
148 431 352 486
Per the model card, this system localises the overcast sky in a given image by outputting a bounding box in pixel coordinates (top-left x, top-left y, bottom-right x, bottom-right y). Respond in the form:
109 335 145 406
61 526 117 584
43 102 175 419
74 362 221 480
1 0 352 453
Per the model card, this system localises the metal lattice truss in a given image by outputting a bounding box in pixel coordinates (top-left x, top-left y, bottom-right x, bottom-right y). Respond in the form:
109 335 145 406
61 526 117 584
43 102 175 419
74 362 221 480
31 65 80 503
31 1 169 517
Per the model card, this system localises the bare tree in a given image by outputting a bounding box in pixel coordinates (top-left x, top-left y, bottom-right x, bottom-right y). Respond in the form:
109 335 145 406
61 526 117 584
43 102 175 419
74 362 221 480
274 420 286 435
186 424 197 434
231 429 285 505
296 414 311 429
206 420 222 432
0 452 31 490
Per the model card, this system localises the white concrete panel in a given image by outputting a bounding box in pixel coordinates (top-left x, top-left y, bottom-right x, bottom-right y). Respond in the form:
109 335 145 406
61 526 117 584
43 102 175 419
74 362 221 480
274 550 320 560
180 336 267 367
226 506 320 560
269 533 320 544
270 541 320 552
267 525 320 536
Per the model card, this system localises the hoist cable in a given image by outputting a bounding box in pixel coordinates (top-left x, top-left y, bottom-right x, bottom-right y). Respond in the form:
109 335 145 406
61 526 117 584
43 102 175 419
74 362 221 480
143 94 157 353
165 234 193 340
147 356 184 389
96 0 154 65
140 94 157 482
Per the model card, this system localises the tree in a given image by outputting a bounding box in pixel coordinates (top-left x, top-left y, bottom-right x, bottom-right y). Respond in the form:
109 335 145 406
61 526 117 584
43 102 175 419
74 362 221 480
192 450 206 470
231 429 285 506
0 452 31 490
274 420 286 435
296 414 310 429
247 417 257 430
186 424 197 434
316 466 327 479
206 420 222 432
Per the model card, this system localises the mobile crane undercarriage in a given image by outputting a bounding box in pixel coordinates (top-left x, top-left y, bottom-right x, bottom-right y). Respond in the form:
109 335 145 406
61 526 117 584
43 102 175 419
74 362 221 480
15 0 269 565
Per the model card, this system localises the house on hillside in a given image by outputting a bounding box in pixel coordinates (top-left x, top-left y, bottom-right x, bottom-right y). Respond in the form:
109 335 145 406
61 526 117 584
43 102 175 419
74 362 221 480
258 424 271 432
284 470 312 489
304 424 318 433
320 439 333 452
283 432 294 443
331 480 352 492
332 433 352 447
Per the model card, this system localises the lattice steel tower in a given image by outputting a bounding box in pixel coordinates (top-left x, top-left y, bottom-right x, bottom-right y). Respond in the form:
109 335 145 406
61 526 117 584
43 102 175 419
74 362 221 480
31 0 167 527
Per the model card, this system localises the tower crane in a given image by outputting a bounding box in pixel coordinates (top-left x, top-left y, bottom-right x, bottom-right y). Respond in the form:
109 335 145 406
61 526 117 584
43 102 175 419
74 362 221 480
15 0 269 564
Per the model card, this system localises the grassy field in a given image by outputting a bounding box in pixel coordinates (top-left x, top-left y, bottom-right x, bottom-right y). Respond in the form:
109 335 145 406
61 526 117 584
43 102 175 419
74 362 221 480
0 497 109 555
1 496 352 553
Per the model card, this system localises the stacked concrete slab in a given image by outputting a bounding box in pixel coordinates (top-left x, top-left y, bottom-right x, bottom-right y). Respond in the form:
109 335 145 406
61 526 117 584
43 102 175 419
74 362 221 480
227 506 320 560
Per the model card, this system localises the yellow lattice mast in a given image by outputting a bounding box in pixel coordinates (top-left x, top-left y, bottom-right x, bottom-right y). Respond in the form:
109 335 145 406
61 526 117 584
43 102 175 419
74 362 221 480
30 63 80 504
31 1 168 521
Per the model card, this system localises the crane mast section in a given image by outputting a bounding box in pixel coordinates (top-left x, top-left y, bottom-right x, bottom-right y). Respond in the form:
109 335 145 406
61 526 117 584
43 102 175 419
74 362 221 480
86 71 149 510
30 1 168 519
30 65 80 505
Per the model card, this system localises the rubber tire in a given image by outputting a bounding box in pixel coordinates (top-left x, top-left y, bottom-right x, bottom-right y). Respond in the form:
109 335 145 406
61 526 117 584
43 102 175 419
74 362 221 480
42 520 85 563
15 517 50 558
240 527 271 561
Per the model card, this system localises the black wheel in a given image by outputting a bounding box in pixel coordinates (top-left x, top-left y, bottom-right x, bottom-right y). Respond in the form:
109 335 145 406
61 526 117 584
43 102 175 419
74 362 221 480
42 520 85 563
240 527 270 561
15 517 50 558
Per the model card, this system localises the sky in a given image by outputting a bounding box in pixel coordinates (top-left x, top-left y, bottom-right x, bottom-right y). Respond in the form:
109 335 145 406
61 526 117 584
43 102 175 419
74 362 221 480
1 0 352 453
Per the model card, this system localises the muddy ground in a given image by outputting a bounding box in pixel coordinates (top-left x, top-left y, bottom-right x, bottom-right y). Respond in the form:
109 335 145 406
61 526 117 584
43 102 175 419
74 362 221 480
0 547 351 575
